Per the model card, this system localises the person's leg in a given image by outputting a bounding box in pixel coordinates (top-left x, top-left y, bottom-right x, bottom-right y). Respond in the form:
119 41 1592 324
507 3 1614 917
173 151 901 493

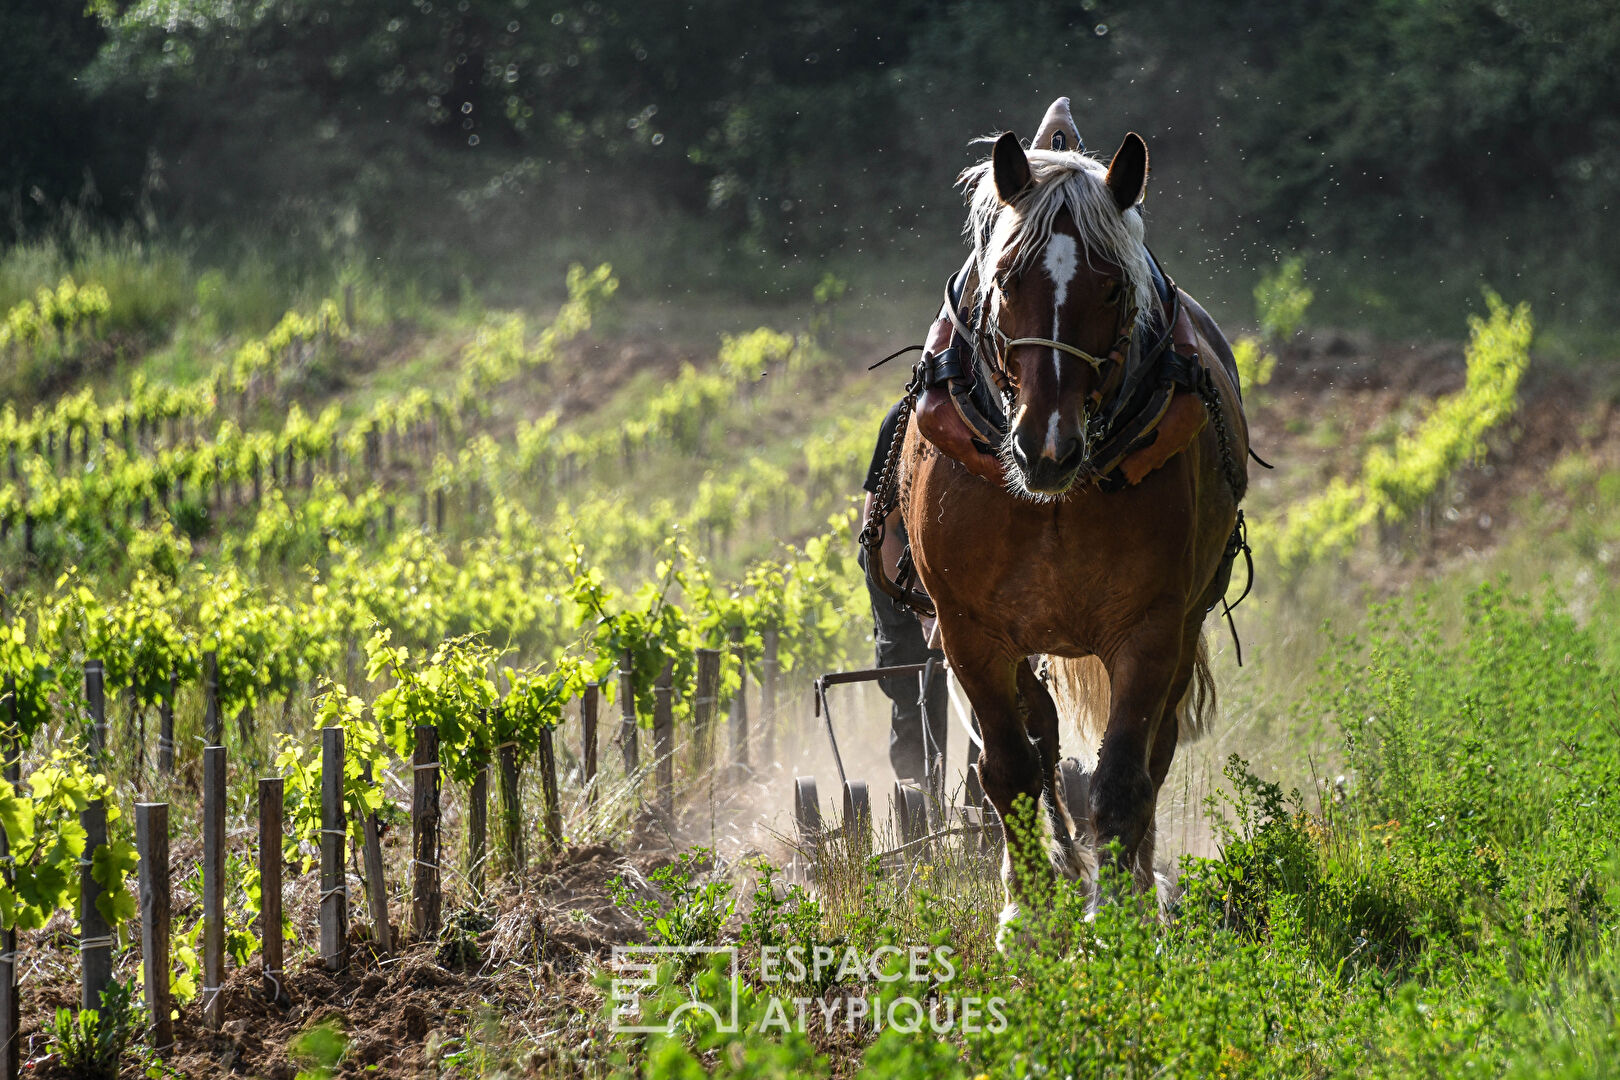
861 546 939 782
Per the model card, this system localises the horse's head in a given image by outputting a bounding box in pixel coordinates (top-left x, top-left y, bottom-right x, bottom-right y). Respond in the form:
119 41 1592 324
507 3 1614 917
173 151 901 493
963 117 1154 499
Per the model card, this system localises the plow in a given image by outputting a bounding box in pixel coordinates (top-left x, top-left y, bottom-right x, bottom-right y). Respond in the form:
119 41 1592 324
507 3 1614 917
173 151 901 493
791 660 992 868
790 659 1094 872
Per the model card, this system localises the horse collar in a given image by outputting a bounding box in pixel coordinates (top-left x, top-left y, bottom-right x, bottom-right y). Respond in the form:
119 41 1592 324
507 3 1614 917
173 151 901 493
921 250 1193 473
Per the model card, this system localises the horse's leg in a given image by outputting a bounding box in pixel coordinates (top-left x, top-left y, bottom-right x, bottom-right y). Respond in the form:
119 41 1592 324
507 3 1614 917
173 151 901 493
1137 664 1191 897
1137 622 1207 902
948 635 1048 944
1017 660 1082 878
1092 613 1183 904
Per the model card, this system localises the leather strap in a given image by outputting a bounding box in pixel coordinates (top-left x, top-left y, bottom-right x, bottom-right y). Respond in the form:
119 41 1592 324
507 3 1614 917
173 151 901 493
941 270 978 347
998 335 1110 373
861 375 938 617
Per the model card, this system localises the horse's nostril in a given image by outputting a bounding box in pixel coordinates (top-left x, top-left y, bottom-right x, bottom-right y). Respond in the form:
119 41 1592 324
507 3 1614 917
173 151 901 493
1055 437 1084 471
1012 432 1036 470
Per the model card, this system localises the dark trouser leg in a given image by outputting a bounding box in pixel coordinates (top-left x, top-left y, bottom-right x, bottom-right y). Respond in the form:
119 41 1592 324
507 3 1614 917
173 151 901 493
861 548 946 782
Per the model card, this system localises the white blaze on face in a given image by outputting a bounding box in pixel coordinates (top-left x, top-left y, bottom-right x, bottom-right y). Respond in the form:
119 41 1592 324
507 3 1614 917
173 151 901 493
1040 234 1080 458
1044 234 1080 310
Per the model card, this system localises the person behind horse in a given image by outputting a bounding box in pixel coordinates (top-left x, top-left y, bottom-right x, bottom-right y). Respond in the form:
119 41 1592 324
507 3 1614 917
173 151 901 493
859 400 948 784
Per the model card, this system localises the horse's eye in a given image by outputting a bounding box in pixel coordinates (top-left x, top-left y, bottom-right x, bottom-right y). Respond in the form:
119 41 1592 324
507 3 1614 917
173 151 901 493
1104 280 1123 304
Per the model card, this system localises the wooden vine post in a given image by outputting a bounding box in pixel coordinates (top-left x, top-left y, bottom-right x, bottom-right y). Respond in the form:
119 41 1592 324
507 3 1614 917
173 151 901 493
693 648 721 770
79 800 111 1012
84 660 106 760
258 777 288 1006
0 688 19 1080
136 802 172 1055
80 660 112 1014
202 746 226 1029
618 650 639 773
411 725 441 939
728 626 750 775
468 763 489 897
538 725 563 855
319 728 347 971
761 627 780 766
581 682 599 804
358 766 390 956
653 661 674 816
497 728 525 872
203 650 221 746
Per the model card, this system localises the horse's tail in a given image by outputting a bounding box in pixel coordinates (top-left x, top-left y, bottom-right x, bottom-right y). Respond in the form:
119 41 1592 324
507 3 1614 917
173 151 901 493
1045 634 1217 755
1046 655 1110 755
1179 633 1217 742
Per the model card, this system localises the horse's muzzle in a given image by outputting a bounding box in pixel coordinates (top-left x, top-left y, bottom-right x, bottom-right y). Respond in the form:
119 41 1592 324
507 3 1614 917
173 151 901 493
1010 425 1086 495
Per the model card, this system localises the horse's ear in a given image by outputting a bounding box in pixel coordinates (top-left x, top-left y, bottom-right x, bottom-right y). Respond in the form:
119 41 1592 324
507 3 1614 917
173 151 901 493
1105 132 1149 211
993 131 1033 204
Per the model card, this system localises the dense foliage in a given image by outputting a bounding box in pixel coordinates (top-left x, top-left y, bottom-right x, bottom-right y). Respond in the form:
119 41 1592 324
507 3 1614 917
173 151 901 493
621 583 1620 1079
5 2 1611 320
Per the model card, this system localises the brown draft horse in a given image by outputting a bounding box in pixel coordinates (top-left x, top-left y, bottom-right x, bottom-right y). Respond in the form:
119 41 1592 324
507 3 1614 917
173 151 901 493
897 111 1248 937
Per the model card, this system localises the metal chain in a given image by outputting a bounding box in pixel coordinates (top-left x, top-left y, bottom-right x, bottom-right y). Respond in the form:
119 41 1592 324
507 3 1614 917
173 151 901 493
1198 374 1245 502
858 368 922 558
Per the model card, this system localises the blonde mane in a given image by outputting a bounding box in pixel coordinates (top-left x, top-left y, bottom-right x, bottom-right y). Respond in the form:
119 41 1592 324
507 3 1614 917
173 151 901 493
959 142 1155 333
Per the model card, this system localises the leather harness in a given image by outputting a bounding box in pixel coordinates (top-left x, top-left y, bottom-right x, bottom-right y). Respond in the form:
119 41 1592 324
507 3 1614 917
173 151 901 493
861 251 1261 656
918 250 1220 492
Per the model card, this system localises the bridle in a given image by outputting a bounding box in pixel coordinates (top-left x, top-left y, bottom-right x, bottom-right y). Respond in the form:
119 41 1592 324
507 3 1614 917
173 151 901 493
998 331 1126 374
993 298 1140 419
865 231 1259 652
948 259 1166 425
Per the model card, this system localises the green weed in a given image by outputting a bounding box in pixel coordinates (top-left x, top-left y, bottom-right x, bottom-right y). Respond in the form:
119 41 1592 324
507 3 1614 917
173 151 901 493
612 847 735 949
45 979 143 1080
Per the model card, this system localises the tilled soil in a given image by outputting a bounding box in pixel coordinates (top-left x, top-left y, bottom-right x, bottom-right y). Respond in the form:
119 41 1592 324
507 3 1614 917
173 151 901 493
20 843 663 1079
